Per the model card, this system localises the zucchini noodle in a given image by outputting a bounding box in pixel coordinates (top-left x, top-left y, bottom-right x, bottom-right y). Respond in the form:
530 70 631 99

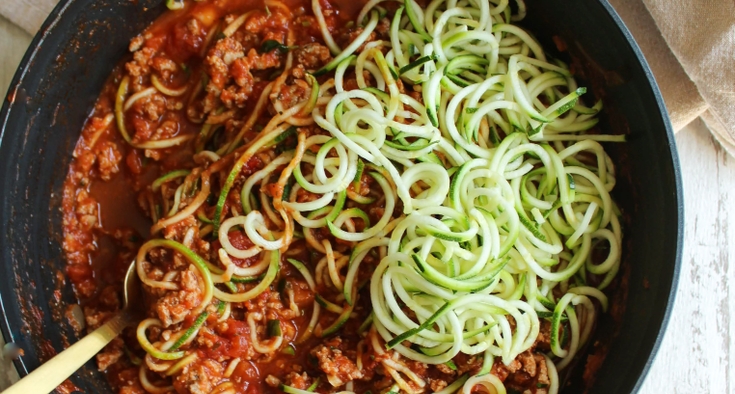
115 76 195 149
132 0 624 392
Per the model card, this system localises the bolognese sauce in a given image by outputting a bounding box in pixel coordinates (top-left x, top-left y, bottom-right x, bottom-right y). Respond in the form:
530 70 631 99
61 0 625 393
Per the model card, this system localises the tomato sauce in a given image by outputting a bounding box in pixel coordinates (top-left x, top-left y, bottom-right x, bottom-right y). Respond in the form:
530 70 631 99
61 0 377 392
60 0 560 392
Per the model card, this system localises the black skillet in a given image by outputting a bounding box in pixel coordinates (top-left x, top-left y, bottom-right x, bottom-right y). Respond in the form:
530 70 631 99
0 0 682 392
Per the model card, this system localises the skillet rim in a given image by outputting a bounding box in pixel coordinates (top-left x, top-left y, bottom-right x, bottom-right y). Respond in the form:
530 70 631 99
583 1 683 392
0 0 684 391
0 0 75 378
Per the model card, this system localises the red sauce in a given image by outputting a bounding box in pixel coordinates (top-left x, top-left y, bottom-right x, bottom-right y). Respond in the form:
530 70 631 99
60 0 557 392
61 0 379 392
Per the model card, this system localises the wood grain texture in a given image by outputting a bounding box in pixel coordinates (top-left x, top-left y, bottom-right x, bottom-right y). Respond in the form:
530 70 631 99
0 13 733 394
638 117 735 394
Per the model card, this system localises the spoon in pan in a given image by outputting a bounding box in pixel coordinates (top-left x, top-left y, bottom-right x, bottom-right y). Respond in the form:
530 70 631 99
3 261 142 394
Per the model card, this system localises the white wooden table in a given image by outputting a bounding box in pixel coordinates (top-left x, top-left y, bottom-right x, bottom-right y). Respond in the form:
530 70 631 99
0 14 733 394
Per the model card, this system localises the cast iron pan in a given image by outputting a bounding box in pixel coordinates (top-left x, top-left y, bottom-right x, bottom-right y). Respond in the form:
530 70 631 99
0 0 682 392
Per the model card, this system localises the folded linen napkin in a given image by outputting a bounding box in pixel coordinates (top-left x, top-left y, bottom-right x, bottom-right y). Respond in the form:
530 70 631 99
640 0 735 156
2 0 733 156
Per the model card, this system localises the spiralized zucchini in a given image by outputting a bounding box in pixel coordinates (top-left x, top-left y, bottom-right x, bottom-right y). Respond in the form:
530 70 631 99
312 0 623 390
134 0 624 392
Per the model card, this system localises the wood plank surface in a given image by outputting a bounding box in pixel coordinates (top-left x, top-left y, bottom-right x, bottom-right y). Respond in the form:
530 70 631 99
639 117 735 394
0 13 734 394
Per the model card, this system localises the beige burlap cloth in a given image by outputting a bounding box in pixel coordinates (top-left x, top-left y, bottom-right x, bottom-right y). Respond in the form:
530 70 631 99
2 0 734 156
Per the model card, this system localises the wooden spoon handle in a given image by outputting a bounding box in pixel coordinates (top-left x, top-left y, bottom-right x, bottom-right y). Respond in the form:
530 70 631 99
3 313 129 394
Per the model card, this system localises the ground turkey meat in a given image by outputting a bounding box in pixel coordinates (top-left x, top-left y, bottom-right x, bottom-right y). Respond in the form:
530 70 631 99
207 37 245 87
137 93 167 122
154 264 203 327
535 319 552 351
173 359 224 394
205 36 282 108
501 351 551 393
295 42 332 70
283 372 312 390
151 56 178 80
312 337 363 387
224 48 281 107
125 47 156 78
95 140 122 181
95 337 124 371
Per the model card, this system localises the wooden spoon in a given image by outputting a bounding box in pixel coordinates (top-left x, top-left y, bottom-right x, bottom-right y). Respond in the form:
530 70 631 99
3 261 142 394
